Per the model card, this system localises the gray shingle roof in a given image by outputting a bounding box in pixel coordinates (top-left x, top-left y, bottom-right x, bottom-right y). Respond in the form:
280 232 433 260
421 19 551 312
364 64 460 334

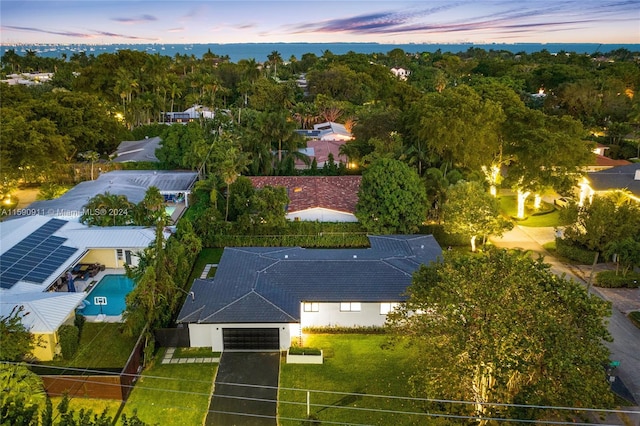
177 235 442 324
588 163 640 198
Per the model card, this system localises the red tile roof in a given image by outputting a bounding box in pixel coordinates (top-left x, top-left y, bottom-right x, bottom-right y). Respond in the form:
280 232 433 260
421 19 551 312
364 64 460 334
595 155 631 167
248 176 361 214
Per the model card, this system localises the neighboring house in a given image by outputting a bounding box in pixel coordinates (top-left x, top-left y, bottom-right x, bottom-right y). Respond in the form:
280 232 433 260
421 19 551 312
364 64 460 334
112 137 161 163
177 235 442 352
0 215 160 360
164 104 215 123
1 72 54 86
295 139 348 169
578 162 640 205
390 67 410 80
295 122 353 169
296 122 353 142
585 143 631 172
248 176 361 222
26 170 198 220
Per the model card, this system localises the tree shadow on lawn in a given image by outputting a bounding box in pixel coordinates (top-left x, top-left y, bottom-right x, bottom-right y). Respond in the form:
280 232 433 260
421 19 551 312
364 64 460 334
315 390 363 414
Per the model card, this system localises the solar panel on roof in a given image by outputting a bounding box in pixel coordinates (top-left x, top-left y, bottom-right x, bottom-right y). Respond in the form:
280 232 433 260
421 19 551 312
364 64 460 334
0 218 77 289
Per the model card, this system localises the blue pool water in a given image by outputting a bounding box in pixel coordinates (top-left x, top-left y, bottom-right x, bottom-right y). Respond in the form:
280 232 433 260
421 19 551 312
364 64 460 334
80 275 135 316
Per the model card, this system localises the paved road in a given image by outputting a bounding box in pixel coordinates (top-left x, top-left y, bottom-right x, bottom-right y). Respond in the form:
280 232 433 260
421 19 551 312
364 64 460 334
491 226 640 415
206 352 280 426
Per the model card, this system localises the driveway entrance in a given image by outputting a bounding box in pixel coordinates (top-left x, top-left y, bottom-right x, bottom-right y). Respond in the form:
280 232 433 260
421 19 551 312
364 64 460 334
206 352 280 426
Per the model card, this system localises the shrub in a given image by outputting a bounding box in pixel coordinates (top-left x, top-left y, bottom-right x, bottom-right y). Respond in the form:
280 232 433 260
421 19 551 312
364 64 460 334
74 314 85 338
595 271 640 288
629 312 640 329
555 238 599 264
58 325 79 360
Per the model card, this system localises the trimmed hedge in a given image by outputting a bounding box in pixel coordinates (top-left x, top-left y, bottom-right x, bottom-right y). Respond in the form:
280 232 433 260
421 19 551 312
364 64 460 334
555 238 599 264
302 326 386 334
58 325 80 360
595 271 640 288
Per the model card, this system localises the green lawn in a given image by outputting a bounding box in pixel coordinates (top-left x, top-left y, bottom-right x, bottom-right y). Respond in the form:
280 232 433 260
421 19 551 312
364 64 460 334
120 349 217 426
186 248 223 285
48 396 122 420
41 323 137 370
499 196 569 227
173 347 220 358
278 334 428 425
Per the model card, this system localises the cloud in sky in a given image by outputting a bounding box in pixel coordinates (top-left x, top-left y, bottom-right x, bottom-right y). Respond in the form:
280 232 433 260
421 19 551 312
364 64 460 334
0 1 638 44
111 14 157 24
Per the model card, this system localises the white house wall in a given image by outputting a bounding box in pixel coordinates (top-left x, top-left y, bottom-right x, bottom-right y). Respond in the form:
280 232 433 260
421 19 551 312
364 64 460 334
189 322 298 352
287 208 357 223
301 302 389 328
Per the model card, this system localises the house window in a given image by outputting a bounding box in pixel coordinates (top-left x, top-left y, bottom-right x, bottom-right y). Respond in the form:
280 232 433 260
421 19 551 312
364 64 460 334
116 249 123 260
380 302 399 315
303 302 319 312
340 302 361 312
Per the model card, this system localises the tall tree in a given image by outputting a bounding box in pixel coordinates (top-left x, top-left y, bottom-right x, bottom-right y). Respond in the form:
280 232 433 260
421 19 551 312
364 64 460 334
355 158 427 234
387 249 613 422
210 134 250 221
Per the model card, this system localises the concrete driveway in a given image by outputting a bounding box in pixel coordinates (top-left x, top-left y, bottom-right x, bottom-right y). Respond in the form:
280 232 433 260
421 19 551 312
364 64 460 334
205 352 280 426
491 225 640 410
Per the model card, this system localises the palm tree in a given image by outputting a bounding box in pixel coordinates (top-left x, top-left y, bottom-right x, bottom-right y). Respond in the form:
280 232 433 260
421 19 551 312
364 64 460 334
267 51 283 79
79 150 100 180
212 135 250 221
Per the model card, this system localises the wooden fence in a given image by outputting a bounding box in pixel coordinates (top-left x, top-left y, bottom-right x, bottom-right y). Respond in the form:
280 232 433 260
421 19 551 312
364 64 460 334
42 329 146 401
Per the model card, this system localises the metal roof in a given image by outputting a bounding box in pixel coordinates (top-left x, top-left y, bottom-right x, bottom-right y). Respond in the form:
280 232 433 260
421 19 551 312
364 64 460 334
26 170 198 219
112 137 161 163
177 235 442 324
0 292 87 333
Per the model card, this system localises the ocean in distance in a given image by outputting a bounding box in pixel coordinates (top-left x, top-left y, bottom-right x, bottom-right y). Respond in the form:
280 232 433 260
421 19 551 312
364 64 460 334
2 42 639 63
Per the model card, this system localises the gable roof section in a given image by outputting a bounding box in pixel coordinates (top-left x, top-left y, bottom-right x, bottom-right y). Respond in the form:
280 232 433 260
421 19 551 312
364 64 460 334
587 163 640 198
248 176 361 215
177 235 441 324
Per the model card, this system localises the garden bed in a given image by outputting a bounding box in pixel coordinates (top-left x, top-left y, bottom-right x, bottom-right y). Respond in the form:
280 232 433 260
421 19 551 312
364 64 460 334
287 347 323 364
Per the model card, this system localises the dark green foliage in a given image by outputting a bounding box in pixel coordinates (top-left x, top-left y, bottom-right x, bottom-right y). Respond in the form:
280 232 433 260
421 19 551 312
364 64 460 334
595 271 640 288
73 313 85 338
0 395 39 426
356 158 427 234
58 325 79 360
387 249 614 420
0 306 36 362
555 238 599 264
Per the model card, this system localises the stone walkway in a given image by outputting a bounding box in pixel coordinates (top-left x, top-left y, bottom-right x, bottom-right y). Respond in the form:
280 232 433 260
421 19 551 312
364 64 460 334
161 347 220 364
200 264 218 279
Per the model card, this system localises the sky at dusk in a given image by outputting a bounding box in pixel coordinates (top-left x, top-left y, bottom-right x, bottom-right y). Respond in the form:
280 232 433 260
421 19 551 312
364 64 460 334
1 0 639 45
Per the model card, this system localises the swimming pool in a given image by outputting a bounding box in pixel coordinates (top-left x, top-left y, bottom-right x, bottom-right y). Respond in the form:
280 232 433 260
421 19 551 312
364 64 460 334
79 275 135 316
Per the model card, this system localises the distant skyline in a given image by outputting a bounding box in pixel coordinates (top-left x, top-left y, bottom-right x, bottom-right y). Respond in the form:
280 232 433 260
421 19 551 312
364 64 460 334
1 1 639 45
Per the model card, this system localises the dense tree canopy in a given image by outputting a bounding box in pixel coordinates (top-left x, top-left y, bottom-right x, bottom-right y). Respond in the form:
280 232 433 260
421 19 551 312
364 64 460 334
355 158 427 234
386 249 614 421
